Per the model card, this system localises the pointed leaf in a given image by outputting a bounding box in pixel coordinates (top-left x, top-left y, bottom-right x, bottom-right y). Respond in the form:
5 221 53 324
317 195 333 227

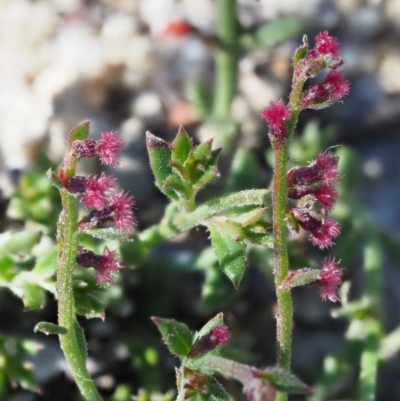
74 291 105 320
208 221 247 288
32 246 58 278
0 231 42 256
171 126 193 166
73 321 88 357
281 268 320 291
68 120 90 143
152 317 194 358
34 322 68 335
0 256 16 282
163 174 190 198
260 367 313 394
22 282 45 310
46 168 64 190
80 227 133 241
229 207 267 227
196 313 224 340
245 231 274 247
146 132 177 200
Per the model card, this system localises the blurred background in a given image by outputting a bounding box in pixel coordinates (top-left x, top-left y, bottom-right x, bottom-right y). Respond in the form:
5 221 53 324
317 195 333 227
0 0 400 400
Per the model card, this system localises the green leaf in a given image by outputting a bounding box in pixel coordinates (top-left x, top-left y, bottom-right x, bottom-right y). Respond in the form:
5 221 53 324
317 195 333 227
34 321 68 335
32 246 58 277
171 126 193 166
260 367 313 394
73 321 88 357
280 268 320 291
255 17 307 48
46 168 64 190
208 220 247 288
195 313 224 340
68 120 90 143
0 230 42 256
74 291 105 319
244 231 274 247
21 282 46 310
146 132 177 200
0 256 16 282
80 227 133 241
151 317 194 358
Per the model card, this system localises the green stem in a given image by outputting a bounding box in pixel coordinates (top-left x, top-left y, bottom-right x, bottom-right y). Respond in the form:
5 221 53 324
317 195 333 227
213 0 238 119
137 189 271 249
272 71 305 401
57 191 103 400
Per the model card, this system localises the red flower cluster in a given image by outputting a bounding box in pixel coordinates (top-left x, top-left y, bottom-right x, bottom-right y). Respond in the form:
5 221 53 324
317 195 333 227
61 130 135 285
287 152 340 249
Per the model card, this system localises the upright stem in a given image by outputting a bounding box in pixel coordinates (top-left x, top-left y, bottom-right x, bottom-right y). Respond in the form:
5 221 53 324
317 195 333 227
272 73 305 401
57 185 103 400
213 0 238 120
272 144 292 373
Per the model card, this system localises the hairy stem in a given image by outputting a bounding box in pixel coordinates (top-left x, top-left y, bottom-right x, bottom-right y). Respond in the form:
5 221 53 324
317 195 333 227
273 72 305 401
57 185 103 400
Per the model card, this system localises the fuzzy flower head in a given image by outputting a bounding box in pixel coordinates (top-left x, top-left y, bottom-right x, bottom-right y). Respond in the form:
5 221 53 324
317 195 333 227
81 173 116 209
78 190 135 234
315 258 343 302
76 247 123 286
314 31 341 58
260 99 291 145
96 131 124 167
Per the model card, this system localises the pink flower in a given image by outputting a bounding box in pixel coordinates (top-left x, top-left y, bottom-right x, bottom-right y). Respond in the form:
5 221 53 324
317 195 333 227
300 71 350 109
260 99 291 143
108 191 136 233
70 139 97 159
308 218 340 249
314 31 341 58
96 131 124 167
78 191 135 234
313 182 338 211
76 247 123 286
316 258 343 302
315 152 340 184
81 173 116 209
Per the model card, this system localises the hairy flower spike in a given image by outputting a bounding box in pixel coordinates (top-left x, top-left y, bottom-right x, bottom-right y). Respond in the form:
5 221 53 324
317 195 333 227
76 246 123 285
260 99 291 144
96 131 124 167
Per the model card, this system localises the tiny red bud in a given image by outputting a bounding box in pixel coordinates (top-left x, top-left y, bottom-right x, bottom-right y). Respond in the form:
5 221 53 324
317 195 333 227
70 139 97 159
189 325 230 358
260 99 291 144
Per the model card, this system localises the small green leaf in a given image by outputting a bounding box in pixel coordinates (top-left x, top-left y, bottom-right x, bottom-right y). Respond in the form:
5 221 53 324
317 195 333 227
0 256 16 282
255 17 307 48
293 41 308 67
68 120 90 143
80 227 133 241
22 282 46 310
152 317 194 358
245 231 274 247
196 313 224 340
229 207 267 227
46 168 64 190
0 231 42 256
280 268 320 291
34 322 68 335
146 132 177 200
32 246 58 277
163 174 190 198
208 220 247 288
171 126 193 166
74 292 105 320
260 367 313 394
73 321 88 357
